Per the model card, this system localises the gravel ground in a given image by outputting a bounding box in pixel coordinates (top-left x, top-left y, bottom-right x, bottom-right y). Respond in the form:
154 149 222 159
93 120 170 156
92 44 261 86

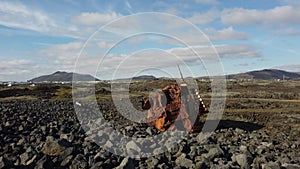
0 100 300 169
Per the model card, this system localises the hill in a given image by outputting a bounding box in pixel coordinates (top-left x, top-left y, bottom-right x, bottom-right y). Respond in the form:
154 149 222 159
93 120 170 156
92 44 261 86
28 71 99 82
227 69 300 80
132 75 157 80
113 75 157 81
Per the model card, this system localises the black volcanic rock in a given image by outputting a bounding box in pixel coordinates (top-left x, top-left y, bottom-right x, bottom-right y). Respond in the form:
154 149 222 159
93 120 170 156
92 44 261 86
28 71 99 82
227 69 300 80
0 98 300 168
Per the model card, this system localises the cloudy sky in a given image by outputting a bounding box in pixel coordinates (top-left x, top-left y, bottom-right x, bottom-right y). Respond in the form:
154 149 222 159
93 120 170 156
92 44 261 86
0 0 300 81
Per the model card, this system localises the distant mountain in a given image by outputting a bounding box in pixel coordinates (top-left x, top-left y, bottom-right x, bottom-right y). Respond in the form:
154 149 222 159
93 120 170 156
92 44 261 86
132 75 157 80
113 75 158 81
28 71 99 82
227 69 300 80
28 69 300 82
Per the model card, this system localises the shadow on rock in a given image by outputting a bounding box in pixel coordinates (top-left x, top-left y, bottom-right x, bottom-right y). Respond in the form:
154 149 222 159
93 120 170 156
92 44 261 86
217 120 264 131
199 120 264 132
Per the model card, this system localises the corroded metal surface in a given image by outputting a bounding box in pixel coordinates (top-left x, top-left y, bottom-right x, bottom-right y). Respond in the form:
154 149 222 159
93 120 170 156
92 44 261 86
142 83 208 133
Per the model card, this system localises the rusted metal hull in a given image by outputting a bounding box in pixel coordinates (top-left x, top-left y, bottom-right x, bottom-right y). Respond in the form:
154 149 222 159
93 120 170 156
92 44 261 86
142 83 208 133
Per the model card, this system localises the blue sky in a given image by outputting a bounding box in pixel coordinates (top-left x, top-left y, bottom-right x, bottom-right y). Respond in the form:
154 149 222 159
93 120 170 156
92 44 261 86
0 0 300 81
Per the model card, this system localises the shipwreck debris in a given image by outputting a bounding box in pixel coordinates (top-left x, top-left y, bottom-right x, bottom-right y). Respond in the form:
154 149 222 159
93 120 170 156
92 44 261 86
142 65 208 133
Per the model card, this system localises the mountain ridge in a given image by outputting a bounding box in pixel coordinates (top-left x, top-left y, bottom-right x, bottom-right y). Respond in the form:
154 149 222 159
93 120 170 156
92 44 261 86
132 75 157 80
27 69 300 82
226 69 300 80
28 71 99 82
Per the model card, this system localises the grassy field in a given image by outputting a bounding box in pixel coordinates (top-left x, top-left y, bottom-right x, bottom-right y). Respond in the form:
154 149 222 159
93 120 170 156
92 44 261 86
1 80 300 111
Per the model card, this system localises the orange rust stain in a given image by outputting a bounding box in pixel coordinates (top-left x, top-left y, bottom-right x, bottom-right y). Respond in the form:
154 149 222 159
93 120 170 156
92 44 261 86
142 84 208 133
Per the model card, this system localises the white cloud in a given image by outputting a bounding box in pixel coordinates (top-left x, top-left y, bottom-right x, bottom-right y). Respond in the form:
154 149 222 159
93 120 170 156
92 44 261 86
195 0 219 5
70 12 240 45
90 44 260 79
221 6 300 26
188 9 220 25
282 0 300 7
275 64 300 72
272 28 300 36
127 36 148 44
216 44 260 58
0 1 83 39
152 1 187 15
97 41 114 48
0 59 38 81
167 44 260 59
158 26 247 45
71 12 123 26
31 39 261 79
0 59 36 70
35 41 117 75
204 27 247 41
36 41 85 71
71 12 143 38
0 1 56 32
38 41 83 59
